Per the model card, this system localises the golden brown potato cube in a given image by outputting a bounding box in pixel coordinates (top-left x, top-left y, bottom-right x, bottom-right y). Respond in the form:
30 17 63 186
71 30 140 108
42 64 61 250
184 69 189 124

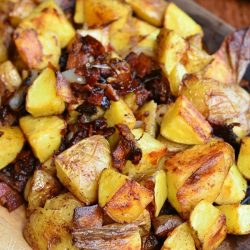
237 137 250 179
14 28 61 70
24 193 81 250
164 2 203 38
26 67 65 117
74 0 85 24
125 0 167 27
157 29 187 76
98 169 153 223
123 92 139 113
190 200 227 250
161 222 196 250
215 164 247 205
166 140 234 218
20 115 66 163
104 99 136 129
25 169 61 213
141 170 168 217
217 204 250 235
122 129 167 178
133 209 151 237
84 0 131 28
0 126 25 170
133 17 158 36
0 60 22 92
56 135 111 204
20 0 75 48
0 38 7 63
160 96 212 144
136 100 157 137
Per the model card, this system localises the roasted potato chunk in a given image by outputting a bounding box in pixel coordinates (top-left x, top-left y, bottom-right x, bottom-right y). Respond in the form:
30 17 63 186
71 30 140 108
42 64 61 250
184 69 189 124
0 126 25 170
98 169 153 223
161 222 196 250
24 193 81 250
190 200 227 250
215 164 247 205
74 0 85 24
237 136 250 179
217 204 250 235
122 129 167 178
164 2 203 38
26 67 65 117
141 170 168 217
160 96 212 144
25 169 61 213
133 209 151 237
0 60 22 92
157 29 187 76
166 140 234 218
56 135 111 204
125 0 167 27
20 115 66 163
0 38 8 63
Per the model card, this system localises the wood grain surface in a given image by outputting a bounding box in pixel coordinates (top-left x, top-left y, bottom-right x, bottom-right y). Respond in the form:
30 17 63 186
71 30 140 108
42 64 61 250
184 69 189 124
194 0 250 28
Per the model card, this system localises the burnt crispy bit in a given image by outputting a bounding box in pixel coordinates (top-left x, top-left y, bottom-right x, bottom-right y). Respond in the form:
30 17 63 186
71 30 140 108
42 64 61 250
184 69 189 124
73 205 103 229
142 234 161 250
0 182 23 211
112 124 142 171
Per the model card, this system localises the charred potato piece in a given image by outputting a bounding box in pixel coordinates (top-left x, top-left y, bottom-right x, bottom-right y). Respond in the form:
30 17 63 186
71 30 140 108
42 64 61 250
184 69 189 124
25 169 61 213
0 60 22 92
161 222 196 250
0 126 25 170
72 223 141 250
24 193 81 250
55 135 111 204
26 67 65 117
190 200 227 250
160 96 212 145
217 204 250 235
215 164 247 205
125 0 167 27
153 215 183 238
20 115 66 163
157 29 187 76
98 169 153 223
122 129 167 178
166 140 234 218
164 2 203 38
237 137 250 179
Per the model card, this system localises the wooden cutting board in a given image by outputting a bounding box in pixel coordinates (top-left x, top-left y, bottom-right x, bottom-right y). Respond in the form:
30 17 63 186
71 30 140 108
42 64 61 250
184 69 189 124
0 206 31 250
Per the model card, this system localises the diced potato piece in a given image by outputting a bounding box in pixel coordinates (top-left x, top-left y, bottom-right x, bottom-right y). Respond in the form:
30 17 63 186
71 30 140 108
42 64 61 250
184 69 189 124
133 209 151 237
20 115 66 163
237 137 250 179
77 28 109 49
136 100 157 137
99 169 153 223
125 0 167 27
156 104 168 125
133 17 158 36
123 92 139 113
56 135 111 204
161 223 196 250
217 204 250 235
20 0 75 48
181 45 212 74
186 34 203 50
0 126 25 170
160 96 212 144
166 140 234 218
0 38 7 63
122 129 167 178
74 0 85 24
157 29 187 76
14 28 61 70
24 193 81 250
26 68 65 117
0 61 22 92
41 157 56 176
164 2 203 38
168 63 187 96
190 200 227 250
141 170 168 216
215 164 247 205
104 99 136 129
84 0 131 28
25 169 61 213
